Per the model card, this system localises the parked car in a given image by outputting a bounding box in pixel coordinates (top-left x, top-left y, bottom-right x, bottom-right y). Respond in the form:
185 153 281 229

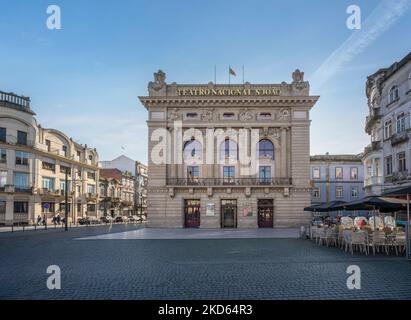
129 215 141 223
78 217 100 225
100 216 114 223
122 215 130 223
114 216 123 223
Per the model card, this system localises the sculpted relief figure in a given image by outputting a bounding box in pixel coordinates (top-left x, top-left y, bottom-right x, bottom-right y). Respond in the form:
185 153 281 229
148 70 167 95
278 108 290 120
239 109 254 122
201 109 216 121
168 108 181 121
291 69 309 93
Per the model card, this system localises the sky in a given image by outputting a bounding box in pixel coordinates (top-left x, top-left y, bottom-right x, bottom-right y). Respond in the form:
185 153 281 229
1 0 411 164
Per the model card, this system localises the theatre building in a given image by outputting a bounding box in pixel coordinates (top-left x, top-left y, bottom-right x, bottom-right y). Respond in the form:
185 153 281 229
139 70 319 228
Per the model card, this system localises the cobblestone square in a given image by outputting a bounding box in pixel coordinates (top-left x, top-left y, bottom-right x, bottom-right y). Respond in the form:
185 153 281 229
0 225 410 300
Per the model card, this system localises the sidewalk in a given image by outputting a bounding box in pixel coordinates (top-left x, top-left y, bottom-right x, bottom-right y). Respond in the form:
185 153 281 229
0 222 143 233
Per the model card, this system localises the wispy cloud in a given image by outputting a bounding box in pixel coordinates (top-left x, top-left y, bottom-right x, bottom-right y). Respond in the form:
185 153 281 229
310 0 411 90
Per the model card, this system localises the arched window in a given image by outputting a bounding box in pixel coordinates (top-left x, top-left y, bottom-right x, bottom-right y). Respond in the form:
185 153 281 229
183 139 202 160
389 85 399 104
258 139 274 159
220 139 238 160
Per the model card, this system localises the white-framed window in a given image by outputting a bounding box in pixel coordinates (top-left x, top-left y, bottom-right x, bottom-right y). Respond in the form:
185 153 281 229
42 177 55 191
312 167 320 179
383 119 392 139
350 167 358 180
397 151 407 172
335 167 343 179
312 188 320 199
351 186 358 199
389 85 399 104
396 113 406 133
336 186 344 199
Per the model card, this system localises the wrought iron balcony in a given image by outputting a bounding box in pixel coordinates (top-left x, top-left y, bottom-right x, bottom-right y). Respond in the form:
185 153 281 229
0 134 35 147
365 107 382 133
390 131 409 146
166 177 292 186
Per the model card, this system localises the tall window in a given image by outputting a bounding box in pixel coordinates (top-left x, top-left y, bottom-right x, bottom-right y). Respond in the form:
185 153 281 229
335 167 343 179
17 131 27 145
0 148 6 163
42 177 55 191
15 151 29 166
385 156 393 175
87 171 96 180
312 167 320 179
259 166 271 184
45 139 51 151
0 201 5 214
187 166 199 183
14 202 28 213
223 166 235 184
60 181 71 194
14 172 29 189
87 184 96 194
336 186 344 199
220 139 238 160
62 145 67 157
389 85 399 103
258 139 274 159
351 187 358 199
350 167 358 180
0 171 7 188
397 152 406 172
384 120 392 139
0 127 6 142
312 188 320 199
396 113 406 133
183 139 202 161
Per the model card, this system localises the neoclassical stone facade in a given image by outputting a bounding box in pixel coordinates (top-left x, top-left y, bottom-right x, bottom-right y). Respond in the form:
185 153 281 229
0 91 100 225
139 70 319 228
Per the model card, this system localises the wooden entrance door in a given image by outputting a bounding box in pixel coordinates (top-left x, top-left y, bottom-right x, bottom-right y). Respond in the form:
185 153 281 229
258 199 274 228
184 199 200 228
221 199 237 228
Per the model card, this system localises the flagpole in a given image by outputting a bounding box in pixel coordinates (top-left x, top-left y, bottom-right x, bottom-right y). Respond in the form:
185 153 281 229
229 65 231 85
214 65 217 84
242 64 245 85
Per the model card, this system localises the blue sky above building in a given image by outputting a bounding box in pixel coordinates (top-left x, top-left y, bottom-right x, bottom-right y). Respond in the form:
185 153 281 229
1 0 410 163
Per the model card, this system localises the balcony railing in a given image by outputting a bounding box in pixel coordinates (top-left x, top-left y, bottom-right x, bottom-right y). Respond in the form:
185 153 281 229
364 176 382 187
0 135 35 147
166 177 292 186
365 107 382 132
390 131 409 146
0 91 30 108
363 141 382 156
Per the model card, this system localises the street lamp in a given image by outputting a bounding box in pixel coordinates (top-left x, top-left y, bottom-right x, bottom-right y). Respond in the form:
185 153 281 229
64 168 68 231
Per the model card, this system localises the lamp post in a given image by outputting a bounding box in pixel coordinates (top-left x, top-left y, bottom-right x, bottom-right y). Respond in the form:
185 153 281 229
64 168 68 231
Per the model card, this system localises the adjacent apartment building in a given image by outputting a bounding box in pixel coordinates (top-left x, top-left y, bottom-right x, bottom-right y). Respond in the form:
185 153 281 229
363 52 411 195
0 91 100 225
310 154 365 205
139 69 319 228
99 155 148 217
99 168 135 217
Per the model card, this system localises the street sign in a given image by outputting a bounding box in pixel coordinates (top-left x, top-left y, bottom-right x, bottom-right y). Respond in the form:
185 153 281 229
43 203 50 210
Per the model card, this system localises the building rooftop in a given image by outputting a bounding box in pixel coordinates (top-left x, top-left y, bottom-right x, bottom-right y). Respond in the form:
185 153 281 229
0 91 35 115
310 154 363 162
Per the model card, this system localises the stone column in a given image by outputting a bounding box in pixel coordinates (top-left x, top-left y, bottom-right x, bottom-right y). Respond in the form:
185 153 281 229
281 128 287 177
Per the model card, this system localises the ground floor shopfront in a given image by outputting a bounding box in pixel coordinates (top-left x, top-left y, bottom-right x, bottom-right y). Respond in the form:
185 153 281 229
147 188 311 229
0 193 99 226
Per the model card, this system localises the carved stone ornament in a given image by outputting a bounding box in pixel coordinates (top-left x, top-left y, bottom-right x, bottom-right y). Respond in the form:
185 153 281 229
201 109 216 121
278 108 291 120
291 69 309 91
268 128 281 140
239 109 255 121
168 108 181 120
148 70 167 95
